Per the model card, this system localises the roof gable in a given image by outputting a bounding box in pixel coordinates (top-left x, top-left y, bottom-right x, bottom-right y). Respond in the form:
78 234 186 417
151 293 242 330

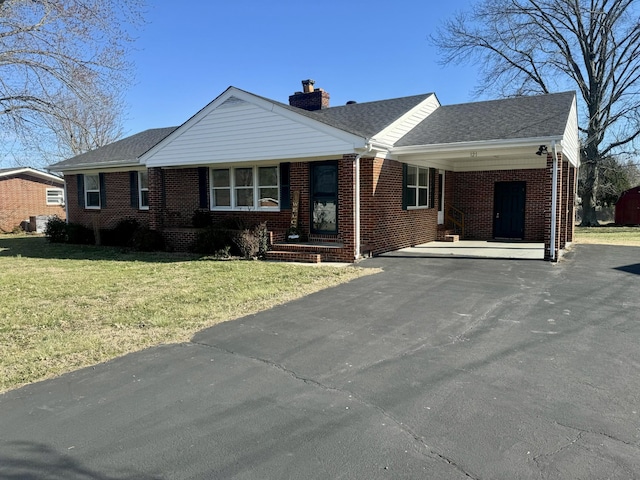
301 93 438 142
142 87 369 167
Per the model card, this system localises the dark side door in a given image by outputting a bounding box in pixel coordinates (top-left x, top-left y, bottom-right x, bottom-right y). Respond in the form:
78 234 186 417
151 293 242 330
493 181 526 239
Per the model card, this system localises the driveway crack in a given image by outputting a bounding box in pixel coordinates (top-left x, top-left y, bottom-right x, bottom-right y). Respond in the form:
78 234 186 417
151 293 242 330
192 340 480 479
551 420 638 448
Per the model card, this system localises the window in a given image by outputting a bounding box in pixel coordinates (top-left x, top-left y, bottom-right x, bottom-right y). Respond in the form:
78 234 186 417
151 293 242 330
85 174 100 208
258 166 279 207
405 165 429 209
234 168 254 207
211 166 279 210
46 188 65 205
212 169 231 207
138 171 149 209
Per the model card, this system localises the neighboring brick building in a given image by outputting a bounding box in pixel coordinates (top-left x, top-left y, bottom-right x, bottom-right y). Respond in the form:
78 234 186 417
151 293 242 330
0 168 66 233
50 80 579 262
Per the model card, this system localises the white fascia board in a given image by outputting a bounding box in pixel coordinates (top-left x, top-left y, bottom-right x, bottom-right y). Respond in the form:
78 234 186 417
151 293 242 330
1 167 64 184
370 94 441 146
140 86 368 165
392 136 566 157
49 161 142 174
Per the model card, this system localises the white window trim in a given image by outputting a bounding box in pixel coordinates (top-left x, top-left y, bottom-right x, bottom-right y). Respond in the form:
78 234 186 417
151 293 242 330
138 171 149 210
210 165 280 211
46 188 65 206
85 174 100 209
406 165 430 210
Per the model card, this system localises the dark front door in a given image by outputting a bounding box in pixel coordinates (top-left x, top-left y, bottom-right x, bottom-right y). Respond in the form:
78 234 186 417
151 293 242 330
310 161 338 234
493 181 526 239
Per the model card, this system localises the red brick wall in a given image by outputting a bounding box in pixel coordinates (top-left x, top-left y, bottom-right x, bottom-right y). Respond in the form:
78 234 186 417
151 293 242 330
443 170 455 220
452 169 547 241
66 172 149 230
360 158 438 255
162 168 200 227
0 174 66 232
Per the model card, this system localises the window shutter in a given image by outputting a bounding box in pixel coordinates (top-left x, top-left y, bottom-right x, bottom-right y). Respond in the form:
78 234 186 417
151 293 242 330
99 173 107 208
129 171 139 208
429 168 436 208
402 163 408 210
77 175 85 207
280 162 291 209
198 167 208 209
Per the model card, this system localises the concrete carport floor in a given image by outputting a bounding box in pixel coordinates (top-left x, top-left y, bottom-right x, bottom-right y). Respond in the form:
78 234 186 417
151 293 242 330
1 244 639 479
382 240 546 260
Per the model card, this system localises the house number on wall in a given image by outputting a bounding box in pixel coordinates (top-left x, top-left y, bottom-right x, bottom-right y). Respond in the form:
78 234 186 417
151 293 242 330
470 151 478 157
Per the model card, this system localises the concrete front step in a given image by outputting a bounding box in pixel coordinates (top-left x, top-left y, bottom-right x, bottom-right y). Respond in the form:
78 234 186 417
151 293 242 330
437 227 461 242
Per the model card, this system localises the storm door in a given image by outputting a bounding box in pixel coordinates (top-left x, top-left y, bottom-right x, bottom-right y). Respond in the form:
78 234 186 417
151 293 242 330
310 162 338 234
493 181 526 239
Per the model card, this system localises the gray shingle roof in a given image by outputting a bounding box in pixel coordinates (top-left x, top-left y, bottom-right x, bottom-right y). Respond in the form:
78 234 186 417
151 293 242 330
287 94 435 138
49 127 177 171
48 90 576 171
396 91 575 147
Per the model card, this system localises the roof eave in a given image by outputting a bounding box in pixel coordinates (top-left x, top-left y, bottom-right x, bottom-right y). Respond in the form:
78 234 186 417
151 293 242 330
0 167 64 183
393 136 567 155
49 160 142 174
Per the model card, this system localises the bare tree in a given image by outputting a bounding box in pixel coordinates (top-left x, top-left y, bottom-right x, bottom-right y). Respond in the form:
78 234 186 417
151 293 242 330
0 0 145 167
433 0 640 226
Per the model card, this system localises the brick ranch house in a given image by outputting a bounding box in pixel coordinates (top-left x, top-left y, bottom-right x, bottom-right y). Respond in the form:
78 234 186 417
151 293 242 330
50 80 579 262
0 167 65 233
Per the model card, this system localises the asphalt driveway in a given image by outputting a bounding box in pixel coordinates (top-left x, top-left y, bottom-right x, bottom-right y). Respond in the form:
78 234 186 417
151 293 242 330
1 244 639 479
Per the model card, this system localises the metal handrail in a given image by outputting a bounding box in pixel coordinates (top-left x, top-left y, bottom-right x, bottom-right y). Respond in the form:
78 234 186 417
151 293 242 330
445 205 465 239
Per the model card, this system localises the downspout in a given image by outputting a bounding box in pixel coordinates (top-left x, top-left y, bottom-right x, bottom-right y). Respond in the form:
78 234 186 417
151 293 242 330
63 180 69 224
550 141 558 261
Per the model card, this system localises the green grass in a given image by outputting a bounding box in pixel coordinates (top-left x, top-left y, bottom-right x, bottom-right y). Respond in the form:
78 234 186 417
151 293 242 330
574 226 640 246
0 235 377 393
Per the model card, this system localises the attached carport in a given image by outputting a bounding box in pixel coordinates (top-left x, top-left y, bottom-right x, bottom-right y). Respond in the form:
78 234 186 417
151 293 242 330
391 92 580 261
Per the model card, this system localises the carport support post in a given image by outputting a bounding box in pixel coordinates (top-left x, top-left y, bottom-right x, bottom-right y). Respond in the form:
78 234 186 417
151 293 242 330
550 141 559 261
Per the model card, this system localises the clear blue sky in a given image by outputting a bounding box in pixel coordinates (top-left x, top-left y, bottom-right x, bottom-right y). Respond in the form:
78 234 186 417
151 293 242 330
123 0 479 134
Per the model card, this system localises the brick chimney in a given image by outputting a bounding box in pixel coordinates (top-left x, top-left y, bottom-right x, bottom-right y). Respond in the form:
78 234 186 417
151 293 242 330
289 79 330 111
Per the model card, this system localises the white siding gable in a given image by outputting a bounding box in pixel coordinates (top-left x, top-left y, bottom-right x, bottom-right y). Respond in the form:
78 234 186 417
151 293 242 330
371 94 440 147
560 96 580 167
143 88 367 167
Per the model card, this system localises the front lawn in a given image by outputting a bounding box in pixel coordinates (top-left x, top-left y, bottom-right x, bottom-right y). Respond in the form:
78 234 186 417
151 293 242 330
0 235 375 393
574 226 640 246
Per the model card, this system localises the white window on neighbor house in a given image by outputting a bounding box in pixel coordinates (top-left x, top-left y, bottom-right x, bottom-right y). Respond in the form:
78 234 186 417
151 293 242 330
46 188 65 205
85 174 100 208
406 165 429 209
139 171 149 210
210 166 279 210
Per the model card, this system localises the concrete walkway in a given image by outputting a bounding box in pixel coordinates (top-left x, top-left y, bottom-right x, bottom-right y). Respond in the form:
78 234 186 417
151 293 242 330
381 240 545 260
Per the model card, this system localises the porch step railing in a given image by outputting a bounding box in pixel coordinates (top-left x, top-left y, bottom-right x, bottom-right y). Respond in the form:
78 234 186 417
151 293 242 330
445 205 465 239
